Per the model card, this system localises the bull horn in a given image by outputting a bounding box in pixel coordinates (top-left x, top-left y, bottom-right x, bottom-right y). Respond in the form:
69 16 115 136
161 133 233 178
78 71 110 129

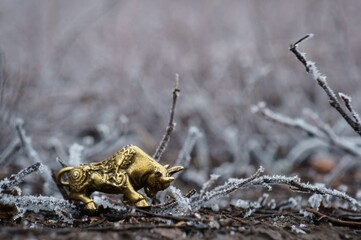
161 176 175 184
167 166 184 176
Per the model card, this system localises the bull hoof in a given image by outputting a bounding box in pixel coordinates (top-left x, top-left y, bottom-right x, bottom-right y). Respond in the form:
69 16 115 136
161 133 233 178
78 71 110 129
134 199 150 208
85 201 97 210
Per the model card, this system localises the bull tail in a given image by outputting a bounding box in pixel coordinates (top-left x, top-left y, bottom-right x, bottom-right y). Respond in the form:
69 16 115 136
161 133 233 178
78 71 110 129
56 167 74 186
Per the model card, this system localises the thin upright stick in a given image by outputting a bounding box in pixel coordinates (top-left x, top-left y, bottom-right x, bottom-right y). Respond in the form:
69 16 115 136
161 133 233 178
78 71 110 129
153 74 180 161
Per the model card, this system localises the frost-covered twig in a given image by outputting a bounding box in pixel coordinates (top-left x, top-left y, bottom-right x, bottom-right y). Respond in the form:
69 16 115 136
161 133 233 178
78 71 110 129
250 175 361 210
15 118 57 193
190 166 264 210
253 102 361 157
0 162 41 192
0 138 21 168
252 102 325 138
188 167 361 212
303 109 361 156
0 194 76 223
153 75 180 161
0 163 76 223
169 186 192 214
15 118 42 163
290 34 361 136
286 180 361 210
199 174 220 198
175 126 202 168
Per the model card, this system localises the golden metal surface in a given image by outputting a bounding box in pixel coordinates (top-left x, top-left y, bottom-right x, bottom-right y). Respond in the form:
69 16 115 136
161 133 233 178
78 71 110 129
56 144 184 210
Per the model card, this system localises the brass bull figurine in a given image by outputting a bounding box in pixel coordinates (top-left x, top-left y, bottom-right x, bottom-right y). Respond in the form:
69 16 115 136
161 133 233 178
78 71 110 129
56 145 183 210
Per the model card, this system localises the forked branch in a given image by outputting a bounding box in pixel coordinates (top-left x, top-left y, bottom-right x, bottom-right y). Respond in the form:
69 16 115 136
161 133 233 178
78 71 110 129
289 34 361 136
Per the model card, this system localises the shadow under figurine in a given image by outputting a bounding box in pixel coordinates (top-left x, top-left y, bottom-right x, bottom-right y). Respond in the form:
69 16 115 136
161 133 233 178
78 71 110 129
56 144 184 210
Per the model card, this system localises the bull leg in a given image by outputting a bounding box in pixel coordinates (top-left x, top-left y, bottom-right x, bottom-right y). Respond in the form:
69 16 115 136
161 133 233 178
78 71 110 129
69 192 96 210
123 188 149 207
122 176 149 207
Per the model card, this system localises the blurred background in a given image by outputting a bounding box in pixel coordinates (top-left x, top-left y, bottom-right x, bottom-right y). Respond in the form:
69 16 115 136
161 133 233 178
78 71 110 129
1 0 361 195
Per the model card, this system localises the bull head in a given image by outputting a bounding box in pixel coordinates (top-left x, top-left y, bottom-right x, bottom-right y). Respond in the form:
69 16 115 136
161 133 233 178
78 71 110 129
157 165 184 191
144 174 174 198
144 165 184 198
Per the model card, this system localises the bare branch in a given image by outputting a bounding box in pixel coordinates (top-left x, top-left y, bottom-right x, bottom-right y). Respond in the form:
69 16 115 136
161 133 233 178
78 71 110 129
290 34 361 136
15 118 42 163
153 74 180 161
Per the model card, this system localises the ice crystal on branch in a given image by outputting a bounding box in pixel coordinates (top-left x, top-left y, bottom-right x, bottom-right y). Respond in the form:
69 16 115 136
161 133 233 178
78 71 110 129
170 186 191 214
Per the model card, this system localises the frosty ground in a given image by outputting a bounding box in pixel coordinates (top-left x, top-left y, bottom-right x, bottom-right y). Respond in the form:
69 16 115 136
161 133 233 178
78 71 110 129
1 1 361 239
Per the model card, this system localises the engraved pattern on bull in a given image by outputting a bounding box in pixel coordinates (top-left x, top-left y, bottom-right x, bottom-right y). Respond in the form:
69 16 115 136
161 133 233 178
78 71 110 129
56 145 184 210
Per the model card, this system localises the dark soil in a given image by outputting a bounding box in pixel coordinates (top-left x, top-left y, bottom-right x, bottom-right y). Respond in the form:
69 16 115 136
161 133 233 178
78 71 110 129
1 205 361 240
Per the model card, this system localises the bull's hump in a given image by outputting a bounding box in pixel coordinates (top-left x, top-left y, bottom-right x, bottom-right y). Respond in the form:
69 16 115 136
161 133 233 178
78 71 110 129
108 144 136 170
118 145 136 169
